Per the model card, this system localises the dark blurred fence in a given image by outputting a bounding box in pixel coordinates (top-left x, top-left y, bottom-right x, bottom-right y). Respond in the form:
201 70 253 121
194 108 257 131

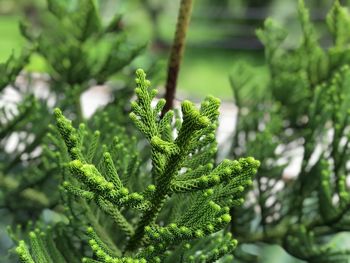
190 4 330 50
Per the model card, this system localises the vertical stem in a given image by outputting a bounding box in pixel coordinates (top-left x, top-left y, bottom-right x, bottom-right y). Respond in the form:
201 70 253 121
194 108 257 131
76 96 83 123
162 0 194 115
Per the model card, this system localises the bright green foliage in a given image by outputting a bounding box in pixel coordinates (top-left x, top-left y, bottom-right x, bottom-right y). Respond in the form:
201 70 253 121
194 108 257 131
13 226 68 263
15 241 34 263
230 0 350 261
14 69 259 262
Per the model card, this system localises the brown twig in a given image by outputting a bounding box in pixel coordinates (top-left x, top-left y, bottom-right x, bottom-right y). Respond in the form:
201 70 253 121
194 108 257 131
162 0 194 115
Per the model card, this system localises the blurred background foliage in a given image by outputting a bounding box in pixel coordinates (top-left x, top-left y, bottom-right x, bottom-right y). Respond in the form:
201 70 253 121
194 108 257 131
1 0 350 262
1 0 346 100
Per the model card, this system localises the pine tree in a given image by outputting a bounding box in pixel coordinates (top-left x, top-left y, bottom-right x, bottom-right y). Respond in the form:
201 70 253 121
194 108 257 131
0 52 56 216
0 0 142 221
13 69 259 262
230 1 350 261
0 3 144 261
19 0 144 122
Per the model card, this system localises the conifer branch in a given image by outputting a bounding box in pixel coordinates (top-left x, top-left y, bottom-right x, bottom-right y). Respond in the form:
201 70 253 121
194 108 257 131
230 0 350 260
125 69 259 252
16 68 259 262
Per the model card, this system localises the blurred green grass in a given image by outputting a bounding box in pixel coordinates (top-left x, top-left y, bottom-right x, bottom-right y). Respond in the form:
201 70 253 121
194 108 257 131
179 47 267 100
0 16 24 61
